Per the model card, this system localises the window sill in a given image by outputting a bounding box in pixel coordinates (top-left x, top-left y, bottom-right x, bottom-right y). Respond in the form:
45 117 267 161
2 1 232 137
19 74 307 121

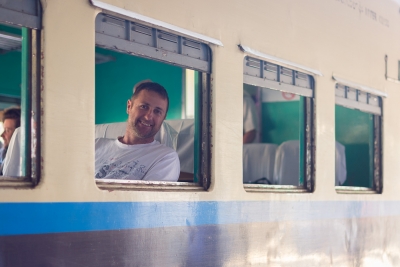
0 177 34 189
96 179 204 192
335 186 378 194
244 184 309 193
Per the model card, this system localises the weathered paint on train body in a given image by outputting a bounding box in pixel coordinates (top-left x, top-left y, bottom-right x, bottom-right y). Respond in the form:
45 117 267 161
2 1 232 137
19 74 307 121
1 0 400 266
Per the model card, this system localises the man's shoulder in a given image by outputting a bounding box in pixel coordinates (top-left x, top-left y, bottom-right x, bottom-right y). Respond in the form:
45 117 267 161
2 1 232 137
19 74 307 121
144 142 179 164
95 137 114 142
148 141 178 156
95 137 115 147
146 141 180 172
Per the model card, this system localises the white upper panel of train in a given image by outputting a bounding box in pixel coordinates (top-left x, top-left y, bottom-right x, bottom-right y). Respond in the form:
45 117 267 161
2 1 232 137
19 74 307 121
0 0 399 202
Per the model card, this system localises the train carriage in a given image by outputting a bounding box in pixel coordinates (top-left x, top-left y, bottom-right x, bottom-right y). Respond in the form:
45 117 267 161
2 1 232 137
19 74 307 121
1 0 400 266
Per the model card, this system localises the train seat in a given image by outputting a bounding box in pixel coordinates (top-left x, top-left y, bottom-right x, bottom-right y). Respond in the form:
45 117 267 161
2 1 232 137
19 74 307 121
95 119 195 174
273 140 300 185
162 119 195 174
243 143 278 184
273 140 347 186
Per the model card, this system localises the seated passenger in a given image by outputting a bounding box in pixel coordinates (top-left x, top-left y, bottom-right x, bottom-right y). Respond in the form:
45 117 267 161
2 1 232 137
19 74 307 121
0 107 21 170
243 91 259 143
95 81 180 181
2 127 22 177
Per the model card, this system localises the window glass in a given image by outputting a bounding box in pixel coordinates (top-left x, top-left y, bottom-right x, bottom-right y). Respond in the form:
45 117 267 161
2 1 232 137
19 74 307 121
335 106 373 187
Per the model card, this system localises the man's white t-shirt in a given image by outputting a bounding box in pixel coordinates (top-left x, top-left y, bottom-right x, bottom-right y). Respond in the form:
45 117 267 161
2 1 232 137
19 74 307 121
95 138 180 182
243 91 259 143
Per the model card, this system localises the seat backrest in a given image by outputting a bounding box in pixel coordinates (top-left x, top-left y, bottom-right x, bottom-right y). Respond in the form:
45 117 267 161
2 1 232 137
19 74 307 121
273 140 348 186
2 127 22 177
163 119 195 173
273 140 300 186
335 141 347 186
243 143 278 183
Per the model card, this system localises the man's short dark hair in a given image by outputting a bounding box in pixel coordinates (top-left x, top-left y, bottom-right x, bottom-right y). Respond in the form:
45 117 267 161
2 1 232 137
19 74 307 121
131 81 169 114
2 107 21 128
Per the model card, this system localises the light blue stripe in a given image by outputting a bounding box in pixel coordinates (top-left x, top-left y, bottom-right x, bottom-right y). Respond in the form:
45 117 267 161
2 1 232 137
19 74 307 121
0 201 399 236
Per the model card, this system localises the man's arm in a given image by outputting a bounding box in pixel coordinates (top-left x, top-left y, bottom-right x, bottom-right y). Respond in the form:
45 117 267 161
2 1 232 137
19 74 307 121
243 129 256 144
243 95 258 144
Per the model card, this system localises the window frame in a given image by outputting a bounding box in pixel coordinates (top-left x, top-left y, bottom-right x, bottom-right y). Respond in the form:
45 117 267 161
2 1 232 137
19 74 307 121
0 0 42 188
243 88 315 193
93 12 214 191
241 50 317 193
334 82 383 194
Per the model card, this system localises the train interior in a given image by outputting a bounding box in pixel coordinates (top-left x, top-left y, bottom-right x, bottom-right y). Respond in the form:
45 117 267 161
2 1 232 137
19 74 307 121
0 23 24 171
243 77 375 188
94 46 201 182
242 84 302 186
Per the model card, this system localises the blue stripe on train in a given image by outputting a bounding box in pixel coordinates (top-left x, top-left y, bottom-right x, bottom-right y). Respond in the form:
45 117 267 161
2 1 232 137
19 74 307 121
0 201 398 236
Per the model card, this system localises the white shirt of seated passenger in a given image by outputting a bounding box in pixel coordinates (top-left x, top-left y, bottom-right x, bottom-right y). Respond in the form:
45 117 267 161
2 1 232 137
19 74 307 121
243 91 259 143
95 138 180 181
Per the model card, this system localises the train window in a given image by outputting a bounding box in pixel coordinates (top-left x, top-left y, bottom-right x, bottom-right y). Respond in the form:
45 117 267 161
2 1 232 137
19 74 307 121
94 13 213 191
334 81 383 193
0 0 41 187
242 55 315 193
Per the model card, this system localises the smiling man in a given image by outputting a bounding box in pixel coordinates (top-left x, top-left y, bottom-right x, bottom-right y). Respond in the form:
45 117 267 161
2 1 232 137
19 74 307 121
95 81 180 181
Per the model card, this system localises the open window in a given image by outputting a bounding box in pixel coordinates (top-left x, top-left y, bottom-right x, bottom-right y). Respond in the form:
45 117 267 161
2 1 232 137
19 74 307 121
94 12 214 191
334 77 384 194
0 0 41 187
240 47 316 193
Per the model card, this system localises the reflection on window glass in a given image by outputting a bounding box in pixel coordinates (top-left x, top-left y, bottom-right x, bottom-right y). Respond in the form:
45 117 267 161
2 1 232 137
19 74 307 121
0 23 25 177
335 105 374 187
94 47 200 183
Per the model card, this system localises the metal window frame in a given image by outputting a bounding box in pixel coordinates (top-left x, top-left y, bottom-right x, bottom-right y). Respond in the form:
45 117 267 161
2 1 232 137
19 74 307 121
243 56 314 97
333 75 387 97
0 28 41 188
333 76 385 116
95 13 213 73
239 45 322 77
0 0 42 29
242 57 315 193
94 16 212 191
90 0 222 47
334 80 383 194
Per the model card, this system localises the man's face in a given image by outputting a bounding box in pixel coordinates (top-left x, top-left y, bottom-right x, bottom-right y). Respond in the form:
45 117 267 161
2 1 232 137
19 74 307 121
1 118 17 148
127 90 168 144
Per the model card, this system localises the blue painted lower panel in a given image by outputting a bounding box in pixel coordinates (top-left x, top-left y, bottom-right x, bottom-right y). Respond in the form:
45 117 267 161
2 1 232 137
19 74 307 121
1 215 400 266
0 201 399 236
